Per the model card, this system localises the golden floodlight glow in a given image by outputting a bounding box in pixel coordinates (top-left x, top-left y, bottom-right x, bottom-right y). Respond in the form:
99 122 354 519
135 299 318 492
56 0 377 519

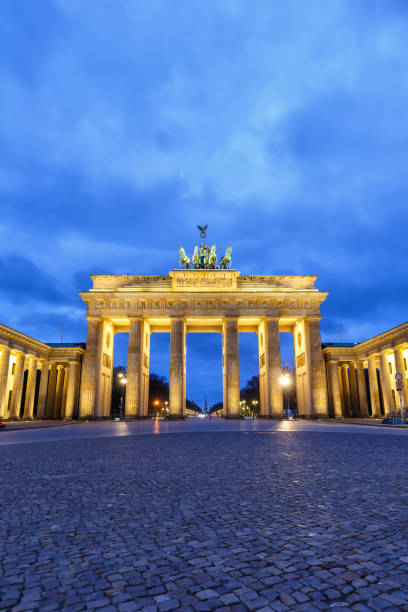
280 373 290 387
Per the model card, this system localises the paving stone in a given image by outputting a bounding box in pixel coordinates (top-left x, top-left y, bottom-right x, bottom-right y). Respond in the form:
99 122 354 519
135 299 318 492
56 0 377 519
196 589 218 600
220 593 239 605
1 430 408 612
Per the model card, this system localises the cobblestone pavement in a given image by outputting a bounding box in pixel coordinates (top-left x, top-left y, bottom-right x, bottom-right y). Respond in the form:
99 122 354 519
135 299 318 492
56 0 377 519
1 418 408 447
1 430 408 611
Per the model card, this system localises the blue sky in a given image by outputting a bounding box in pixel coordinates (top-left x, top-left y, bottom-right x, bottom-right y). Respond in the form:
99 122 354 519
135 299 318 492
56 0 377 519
1 0 408 406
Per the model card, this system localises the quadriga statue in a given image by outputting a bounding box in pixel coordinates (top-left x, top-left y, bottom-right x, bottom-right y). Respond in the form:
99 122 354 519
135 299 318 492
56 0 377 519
219 246 232 269
179 246 191 269
208 245 217 269
192 246 200 269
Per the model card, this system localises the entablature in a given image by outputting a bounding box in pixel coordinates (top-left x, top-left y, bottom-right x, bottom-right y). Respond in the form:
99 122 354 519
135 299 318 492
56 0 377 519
88 271 321 293
323 321 408 362
0 324 85 363
81 290 328 320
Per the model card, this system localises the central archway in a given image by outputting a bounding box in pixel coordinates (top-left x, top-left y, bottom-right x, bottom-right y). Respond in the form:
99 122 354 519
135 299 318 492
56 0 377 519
186 332 222 413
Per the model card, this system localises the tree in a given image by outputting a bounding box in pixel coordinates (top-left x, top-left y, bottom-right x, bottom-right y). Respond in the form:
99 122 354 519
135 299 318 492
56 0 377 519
148 374 169 415
241 375 260 402
186 399 202 414
209 401 223 414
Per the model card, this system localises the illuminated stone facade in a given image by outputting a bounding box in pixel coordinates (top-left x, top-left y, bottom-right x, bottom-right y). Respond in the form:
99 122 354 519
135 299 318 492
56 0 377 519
323 321 408 418
0 324 84 420
77 269 329 419
4 268 406 421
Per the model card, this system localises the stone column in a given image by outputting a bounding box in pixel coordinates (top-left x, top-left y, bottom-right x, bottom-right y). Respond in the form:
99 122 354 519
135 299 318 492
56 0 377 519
54 365 64 418
169 318 186 419
327 360 342 418
341 364 351 417
45 363 58 418
356 360 369 417
258 320 267 417
222 317 240 418
0 346 11 418
36 362 49 419
348 362 360 417
266 318 283 417
23 356 38 419
379 351 393 416
61 366 69 418
126 318 143 418
308 318 329 417
394 347 408 406
65 362 80 419
10 352 25 419
367 354 381 417
79 317 103 418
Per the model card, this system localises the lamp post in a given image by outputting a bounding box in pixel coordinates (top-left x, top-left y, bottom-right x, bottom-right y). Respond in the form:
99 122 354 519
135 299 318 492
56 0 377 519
279 370 290 418
118 372 127 419
251 399 259 419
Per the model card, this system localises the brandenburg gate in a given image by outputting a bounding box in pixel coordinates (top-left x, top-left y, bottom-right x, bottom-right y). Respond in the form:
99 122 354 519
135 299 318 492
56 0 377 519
2 227 407 422
78 265 329 419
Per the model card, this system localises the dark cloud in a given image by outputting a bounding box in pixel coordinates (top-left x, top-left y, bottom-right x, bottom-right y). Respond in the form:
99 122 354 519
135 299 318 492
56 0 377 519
0 255 64 304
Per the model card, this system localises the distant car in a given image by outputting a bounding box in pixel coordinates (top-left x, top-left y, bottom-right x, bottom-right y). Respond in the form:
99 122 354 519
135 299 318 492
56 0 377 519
0 423 6 429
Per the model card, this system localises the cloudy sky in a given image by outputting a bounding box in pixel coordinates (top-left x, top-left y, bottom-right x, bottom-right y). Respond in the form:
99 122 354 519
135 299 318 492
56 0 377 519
1 0 407 406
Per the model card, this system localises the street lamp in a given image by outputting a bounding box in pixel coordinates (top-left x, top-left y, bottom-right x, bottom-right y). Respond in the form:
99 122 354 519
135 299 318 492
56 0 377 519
251 399 259 419
279 371 290 418
118 373 127 418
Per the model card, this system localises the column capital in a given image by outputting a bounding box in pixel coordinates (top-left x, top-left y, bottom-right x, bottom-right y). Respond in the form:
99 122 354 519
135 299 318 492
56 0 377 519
380 348 392 356
11 346 25 355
